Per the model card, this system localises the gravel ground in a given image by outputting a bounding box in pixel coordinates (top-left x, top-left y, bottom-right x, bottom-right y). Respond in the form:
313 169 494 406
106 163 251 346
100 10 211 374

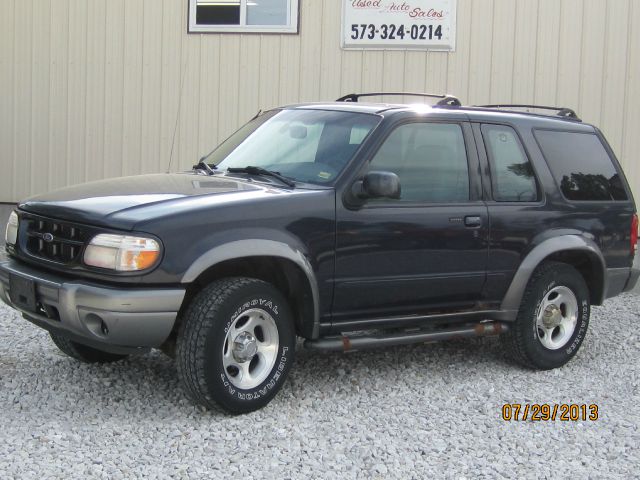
0 296 638 479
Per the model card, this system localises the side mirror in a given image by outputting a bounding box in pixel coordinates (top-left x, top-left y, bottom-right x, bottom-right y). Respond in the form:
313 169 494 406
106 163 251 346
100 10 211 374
352 171 401 200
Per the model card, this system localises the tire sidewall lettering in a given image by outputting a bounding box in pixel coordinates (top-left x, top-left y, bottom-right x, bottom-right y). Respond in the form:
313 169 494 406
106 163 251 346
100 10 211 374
225 298 279 334
566 299 589 355
220 346 290 401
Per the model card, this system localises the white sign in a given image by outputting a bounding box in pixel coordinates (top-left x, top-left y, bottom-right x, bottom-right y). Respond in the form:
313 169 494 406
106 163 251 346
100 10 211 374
342 0 456 51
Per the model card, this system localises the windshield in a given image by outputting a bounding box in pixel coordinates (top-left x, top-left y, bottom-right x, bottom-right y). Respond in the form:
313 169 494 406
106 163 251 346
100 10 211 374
204 109 380 185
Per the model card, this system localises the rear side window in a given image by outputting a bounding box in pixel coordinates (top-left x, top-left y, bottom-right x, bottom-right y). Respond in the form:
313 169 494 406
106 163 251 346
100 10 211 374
482 125 538 202
534 130 628 201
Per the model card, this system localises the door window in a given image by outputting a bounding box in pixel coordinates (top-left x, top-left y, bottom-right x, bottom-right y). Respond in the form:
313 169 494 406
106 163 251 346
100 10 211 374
367 123 470 203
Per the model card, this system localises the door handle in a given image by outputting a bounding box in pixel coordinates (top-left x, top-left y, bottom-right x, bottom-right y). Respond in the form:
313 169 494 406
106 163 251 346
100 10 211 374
464 216 482 227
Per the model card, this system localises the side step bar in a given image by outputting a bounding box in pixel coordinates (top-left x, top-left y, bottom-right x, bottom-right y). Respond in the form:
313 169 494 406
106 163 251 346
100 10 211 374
304 322 509 353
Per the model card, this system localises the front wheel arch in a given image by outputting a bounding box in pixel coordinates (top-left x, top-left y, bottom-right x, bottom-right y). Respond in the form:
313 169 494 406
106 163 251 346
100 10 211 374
180 255 317 339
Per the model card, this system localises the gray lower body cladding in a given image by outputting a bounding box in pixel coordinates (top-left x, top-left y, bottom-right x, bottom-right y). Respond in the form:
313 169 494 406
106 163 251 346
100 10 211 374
0 258 185 353
622 252 640 293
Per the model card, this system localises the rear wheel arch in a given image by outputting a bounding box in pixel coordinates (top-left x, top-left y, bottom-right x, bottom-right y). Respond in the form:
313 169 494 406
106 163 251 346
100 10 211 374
502 261 591 369
544 249 605 305
501 235 607 314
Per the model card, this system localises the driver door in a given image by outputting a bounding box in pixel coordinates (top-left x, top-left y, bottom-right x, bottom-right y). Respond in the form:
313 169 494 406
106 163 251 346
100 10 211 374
332 120 489 324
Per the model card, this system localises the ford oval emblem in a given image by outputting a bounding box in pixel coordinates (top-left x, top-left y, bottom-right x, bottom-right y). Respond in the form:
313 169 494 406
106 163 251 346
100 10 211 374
43 233 54 243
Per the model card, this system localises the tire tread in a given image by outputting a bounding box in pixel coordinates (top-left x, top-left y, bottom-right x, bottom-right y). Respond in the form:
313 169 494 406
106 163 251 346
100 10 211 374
502 261 587 369
176 277 266 411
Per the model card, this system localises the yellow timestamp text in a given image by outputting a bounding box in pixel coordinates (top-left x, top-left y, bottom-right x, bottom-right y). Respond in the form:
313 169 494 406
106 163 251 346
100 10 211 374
501 403 599 422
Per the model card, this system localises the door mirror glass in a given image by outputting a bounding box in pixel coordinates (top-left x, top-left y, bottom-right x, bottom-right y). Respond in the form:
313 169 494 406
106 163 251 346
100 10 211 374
354 171 401 199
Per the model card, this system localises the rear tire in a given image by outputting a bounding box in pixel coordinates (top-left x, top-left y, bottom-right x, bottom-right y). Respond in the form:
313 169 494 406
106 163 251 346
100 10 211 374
176 277 296 414
50 333 128 363
503 261 590 370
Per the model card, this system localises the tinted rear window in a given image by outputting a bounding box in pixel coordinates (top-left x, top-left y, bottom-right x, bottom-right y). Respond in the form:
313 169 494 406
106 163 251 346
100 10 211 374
534 130 628 201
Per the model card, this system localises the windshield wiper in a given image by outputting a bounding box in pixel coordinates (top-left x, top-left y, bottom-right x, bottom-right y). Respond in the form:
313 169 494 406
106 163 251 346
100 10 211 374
226 166 296 188
192 157 217 175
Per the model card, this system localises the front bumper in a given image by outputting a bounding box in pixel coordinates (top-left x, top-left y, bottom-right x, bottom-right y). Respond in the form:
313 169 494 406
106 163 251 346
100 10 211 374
0 258 185 353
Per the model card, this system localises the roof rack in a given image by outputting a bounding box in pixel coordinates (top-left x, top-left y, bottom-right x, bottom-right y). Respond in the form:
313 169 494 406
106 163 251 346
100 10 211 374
336 92 461 107
334 95 581 122
475 104 581 121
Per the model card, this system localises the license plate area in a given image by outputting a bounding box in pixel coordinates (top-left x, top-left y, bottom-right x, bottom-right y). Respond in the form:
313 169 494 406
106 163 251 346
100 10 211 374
9 274 37 313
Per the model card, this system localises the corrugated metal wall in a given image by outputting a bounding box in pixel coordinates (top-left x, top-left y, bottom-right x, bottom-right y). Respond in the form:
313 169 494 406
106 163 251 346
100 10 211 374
1 0 639 202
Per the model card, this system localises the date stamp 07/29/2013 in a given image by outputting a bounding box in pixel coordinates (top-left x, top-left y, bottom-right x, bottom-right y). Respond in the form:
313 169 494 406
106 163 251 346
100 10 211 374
501 404 599 422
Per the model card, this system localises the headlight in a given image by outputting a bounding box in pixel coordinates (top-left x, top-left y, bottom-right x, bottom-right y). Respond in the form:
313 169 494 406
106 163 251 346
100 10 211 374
83 234 161 271
5 211 18 245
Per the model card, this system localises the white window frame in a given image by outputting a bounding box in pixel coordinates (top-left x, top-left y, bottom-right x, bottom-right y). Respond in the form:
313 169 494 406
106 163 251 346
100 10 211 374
188 0 299 34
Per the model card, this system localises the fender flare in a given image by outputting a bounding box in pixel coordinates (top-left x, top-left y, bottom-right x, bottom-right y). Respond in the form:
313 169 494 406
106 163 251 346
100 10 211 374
499 235 606 317
181 239 321 338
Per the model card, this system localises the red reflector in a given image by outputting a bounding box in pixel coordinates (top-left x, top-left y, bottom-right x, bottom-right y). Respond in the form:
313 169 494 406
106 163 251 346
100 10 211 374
632 214 639 254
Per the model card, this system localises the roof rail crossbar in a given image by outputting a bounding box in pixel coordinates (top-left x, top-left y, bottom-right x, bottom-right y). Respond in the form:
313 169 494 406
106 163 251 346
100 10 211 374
336 92 461 107
475 104 581 121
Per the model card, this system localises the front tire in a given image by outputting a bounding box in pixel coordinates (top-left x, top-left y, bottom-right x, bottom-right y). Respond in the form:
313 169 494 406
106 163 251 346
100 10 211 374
503 261 590 370
176 278 296 414
50 333 128 363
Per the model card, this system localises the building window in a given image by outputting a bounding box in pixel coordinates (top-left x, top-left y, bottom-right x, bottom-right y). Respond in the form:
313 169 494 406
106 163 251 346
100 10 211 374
189 0 299 34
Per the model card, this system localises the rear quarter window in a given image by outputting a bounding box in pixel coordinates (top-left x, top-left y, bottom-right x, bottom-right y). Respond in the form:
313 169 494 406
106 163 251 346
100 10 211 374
534 130 628 201
482 124 538 202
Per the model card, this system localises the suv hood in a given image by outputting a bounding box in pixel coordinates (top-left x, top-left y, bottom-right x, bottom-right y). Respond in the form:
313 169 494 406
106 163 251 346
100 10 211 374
18 173 275 229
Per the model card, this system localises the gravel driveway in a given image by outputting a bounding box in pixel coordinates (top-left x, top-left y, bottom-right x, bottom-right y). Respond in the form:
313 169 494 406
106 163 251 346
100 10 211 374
0 295 638 479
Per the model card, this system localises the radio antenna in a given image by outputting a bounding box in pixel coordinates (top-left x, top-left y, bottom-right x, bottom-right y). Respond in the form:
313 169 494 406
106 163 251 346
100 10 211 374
167 56 189 173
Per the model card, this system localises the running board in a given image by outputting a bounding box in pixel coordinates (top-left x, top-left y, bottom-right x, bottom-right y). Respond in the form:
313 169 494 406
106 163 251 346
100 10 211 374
304 322 509 352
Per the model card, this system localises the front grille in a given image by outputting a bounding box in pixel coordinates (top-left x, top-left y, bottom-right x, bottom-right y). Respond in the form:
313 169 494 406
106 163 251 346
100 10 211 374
24 216 87 265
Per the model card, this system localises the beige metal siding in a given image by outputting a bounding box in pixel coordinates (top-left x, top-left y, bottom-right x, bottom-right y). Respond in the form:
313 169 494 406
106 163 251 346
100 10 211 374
0 0 639 201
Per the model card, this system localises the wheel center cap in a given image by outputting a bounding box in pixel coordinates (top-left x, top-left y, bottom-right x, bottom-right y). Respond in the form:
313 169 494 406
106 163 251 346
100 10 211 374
232 331 258 363
542 304 562 328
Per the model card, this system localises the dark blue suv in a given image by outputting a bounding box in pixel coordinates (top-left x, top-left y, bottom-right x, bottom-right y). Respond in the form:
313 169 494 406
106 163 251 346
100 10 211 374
2 93 638 413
